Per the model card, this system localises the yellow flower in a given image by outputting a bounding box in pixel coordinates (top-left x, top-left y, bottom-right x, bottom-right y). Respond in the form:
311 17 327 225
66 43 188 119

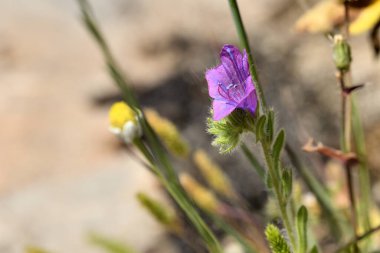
108 101 141 143
350 0 380 34
109 101 136 129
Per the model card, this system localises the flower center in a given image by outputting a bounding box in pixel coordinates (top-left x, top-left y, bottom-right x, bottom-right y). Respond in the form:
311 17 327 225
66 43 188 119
218 82 245 103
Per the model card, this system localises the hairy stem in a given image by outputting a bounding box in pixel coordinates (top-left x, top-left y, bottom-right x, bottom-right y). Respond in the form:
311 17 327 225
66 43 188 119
263 144 297 250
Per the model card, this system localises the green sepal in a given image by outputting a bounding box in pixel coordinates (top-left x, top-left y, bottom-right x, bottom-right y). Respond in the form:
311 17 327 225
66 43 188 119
296 205 309 253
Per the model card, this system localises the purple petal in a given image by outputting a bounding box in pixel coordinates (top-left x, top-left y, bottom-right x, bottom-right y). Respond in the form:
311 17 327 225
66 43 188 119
220 45 247 85
242 50 250 77
238 76 257 114
212 99 237 121
205 65 230 99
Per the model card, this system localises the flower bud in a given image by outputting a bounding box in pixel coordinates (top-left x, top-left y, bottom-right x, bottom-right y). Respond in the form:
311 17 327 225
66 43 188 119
108 101 142 143
144 109 189 158
333 35 351 71
193 149 236 199
179 173 220 212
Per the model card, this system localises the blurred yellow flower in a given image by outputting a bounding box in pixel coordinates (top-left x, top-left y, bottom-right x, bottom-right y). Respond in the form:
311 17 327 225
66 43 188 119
108 101 141 143
295 0 380 35
295 0 345 33
109 101 136 129
349 0 380 34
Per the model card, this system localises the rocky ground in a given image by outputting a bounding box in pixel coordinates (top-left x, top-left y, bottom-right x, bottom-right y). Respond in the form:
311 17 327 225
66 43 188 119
0 0 379 252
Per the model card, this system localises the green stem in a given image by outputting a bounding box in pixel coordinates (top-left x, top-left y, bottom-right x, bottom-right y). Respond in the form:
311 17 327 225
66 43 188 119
227 0 267 112
262 144 297 250
351 97 372 233
241 143 266 182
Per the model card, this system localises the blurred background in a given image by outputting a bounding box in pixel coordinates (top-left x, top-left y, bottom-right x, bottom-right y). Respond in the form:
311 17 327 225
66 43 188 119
0 0 379 252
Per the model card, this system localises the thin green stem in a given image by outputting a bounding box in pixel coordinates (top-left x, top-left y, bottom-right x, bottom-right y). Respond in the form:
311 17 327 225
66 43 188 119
351 98 372 233
227 0 267 112
241 143 265 182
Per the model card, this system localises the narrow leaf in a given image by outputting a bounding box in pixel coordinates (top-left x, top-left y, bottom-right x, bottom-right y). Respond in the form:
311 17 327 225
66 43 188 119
256 114 267 143
265 110 275 145
296 206 309 253
281 168 292 202
272 130 285 165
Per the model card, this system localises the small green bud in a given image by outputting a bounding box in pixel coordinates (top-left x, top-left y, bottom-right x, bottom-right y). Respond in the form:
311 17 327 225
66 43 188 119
333 35 352 71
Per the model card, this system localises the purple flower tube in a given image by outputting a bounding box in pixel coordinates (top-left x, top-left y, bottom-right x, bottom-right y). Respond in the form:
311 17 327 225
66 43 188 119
206 44 258 121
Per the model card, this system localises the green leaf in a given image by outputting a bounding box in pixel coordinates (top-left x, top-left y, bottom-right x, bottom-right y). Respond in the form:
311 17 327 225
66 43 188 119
296 206 309 253
281 168 292 202
255 114 267 143
89 233 135 253
272 129 285 168
265 224 292 253
265 110 275 145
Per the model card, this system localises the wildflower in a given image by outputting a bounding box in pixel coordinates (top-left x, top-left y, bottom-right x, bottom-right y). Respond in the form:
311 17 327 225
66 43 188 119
205 44 258 121
108 101 142 143
144 109 189 158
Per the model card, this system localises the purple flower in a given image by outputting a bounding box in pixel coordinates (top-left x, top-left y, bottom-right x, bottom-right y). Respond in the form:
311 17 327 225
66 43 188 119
206 44 258 121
